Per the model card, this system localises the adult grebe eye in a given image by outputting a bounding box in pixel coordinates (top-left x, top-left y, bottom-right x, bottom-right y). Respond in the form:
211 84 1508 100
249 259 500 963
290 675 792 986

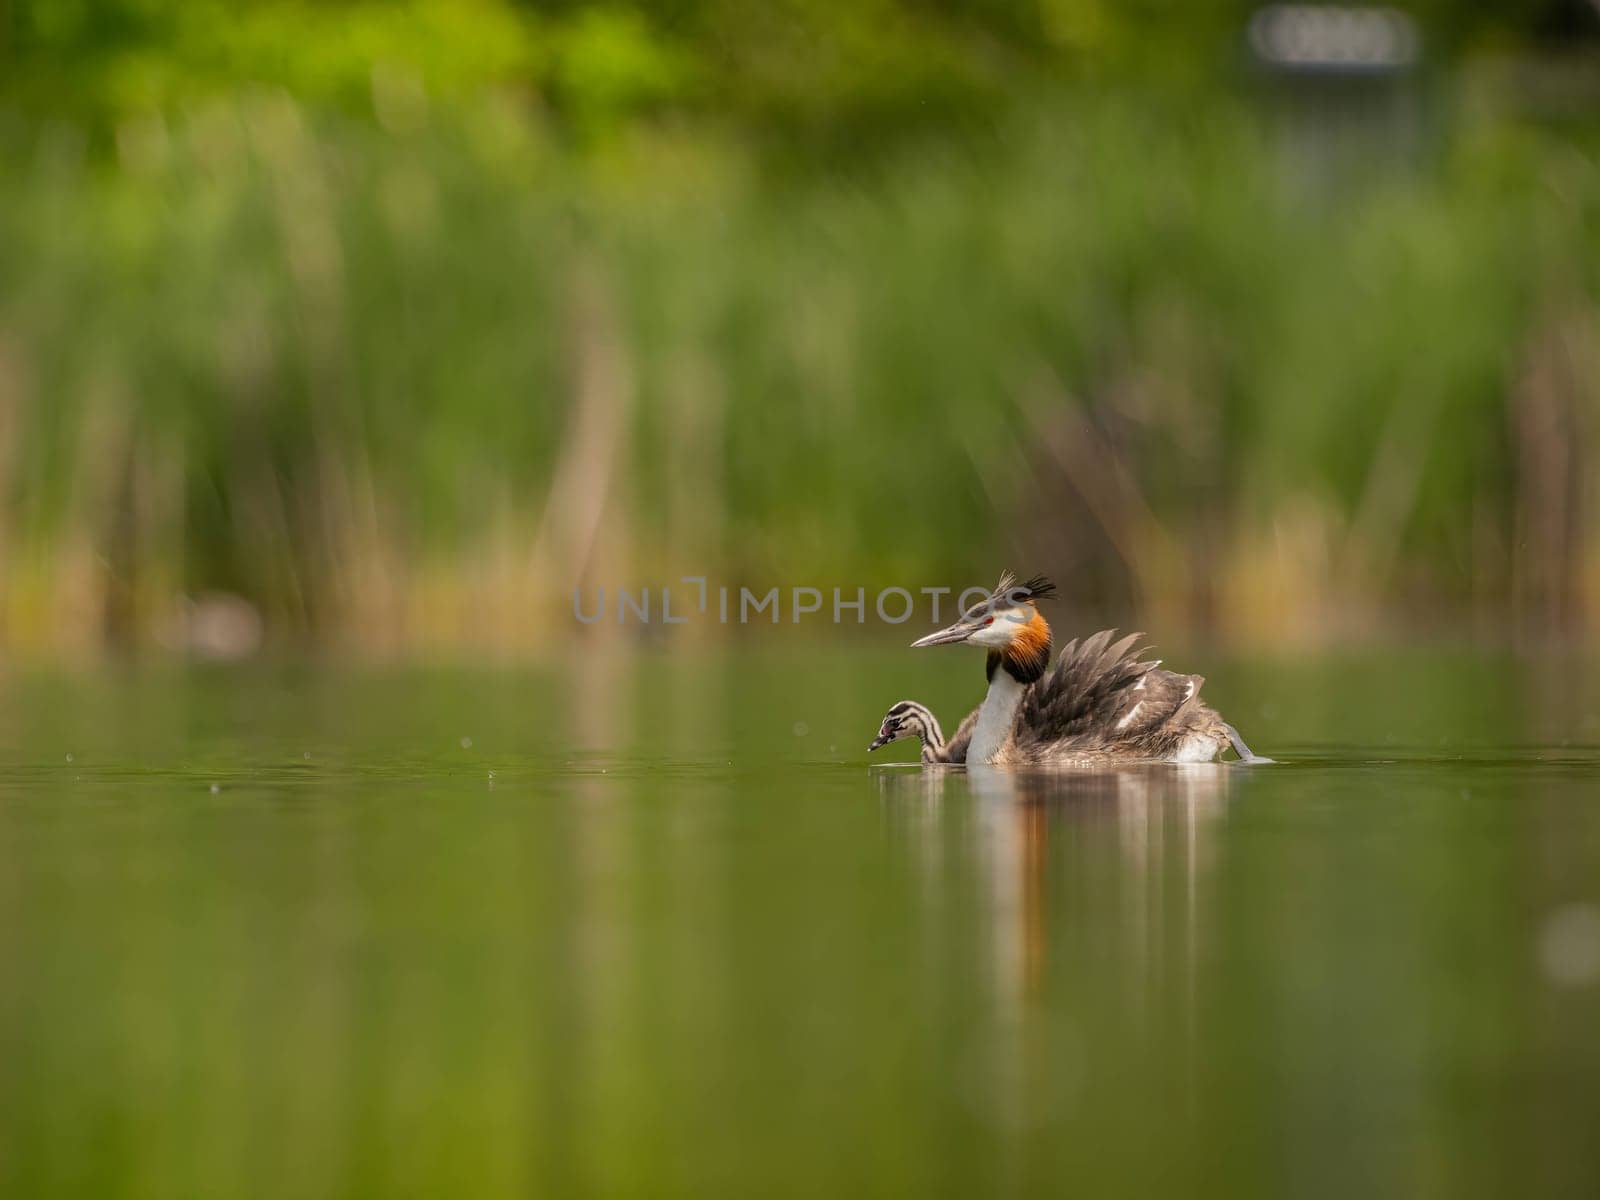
982 617 994 627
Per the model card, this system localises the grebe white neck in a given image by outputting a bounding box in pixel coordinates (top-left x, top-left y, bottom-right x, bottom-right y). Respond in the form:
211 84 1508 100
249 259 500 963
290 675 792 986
968 670 1025 764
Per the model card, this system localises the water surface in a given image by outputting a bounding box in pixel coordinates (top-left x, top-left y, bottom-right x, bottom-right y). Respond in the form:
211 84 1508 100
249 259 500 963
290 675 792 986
0 647 1597 1198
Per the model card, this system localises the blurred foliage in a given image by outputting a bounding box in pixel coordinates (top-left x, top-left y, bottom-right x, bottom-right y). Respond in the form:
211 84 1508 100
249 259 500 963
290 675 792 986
0 2 1598 650
0 0 1594 142
0 89 1596 649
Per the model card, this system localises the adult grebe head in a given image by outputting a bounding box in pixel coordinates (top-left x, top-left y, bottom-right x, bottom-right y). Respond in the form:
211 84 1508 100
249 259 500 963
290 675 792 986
909 571 1055 683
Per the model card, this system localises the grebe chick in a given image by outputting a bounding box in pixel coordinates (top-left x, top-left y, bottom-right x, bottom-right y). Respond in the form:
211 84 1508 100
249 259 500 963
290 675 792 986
868 572 1264 767
868 700 977 764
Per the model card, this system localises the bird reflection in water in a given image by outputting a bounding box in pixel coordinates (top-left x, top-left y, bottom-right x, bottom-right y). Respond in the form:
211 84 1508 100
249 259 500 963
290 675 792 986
873 762 1233 1131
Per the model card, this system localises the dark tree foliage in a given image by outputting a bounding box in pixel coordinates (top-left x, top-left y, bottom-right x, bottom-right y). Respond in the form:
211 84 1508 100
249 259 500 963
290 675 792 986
0 0 1592 137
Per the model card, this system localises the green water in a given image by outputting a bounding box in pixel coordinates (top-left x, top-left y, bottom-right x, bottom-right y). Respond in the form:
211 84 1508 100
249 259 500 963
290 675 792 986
0 647 1598 1198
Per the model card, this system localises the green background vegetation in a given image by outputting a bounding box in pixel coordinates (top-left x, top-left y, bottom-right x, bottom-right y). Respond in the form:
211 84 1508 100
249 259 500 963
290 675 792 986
1 1 1599 651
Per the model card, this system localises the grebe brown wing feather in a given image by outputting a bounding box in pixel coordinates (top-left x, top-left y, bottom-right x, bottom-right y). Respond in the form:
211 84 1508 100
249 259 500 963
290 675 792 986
1015 629 1151 748
1111 668 1207 736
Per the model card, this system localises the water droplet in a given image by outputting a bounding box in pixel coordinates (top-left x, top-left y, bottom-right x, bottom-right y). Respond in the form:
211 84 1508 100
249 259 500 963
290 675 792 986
65 753 74 763
303 751 311 761
792 721 810 737
460 736 473 749
209 784 220 795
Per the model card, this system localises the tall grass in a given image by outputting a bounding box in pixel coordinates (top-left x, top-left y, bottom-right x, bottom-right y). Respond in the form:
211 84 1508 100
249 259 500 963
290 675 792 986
0 90 1594 652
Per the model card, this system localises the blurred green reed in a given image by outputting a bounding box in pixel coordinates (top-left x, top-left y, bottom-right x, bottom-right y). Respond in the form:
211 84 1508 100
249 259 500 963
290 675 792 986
0 89 1594 652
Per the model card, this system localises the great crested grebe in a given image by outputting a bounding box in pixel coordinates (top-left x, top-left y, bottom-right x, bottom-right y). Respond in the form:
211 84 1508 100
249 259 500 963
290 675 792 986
868 573 1263 766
